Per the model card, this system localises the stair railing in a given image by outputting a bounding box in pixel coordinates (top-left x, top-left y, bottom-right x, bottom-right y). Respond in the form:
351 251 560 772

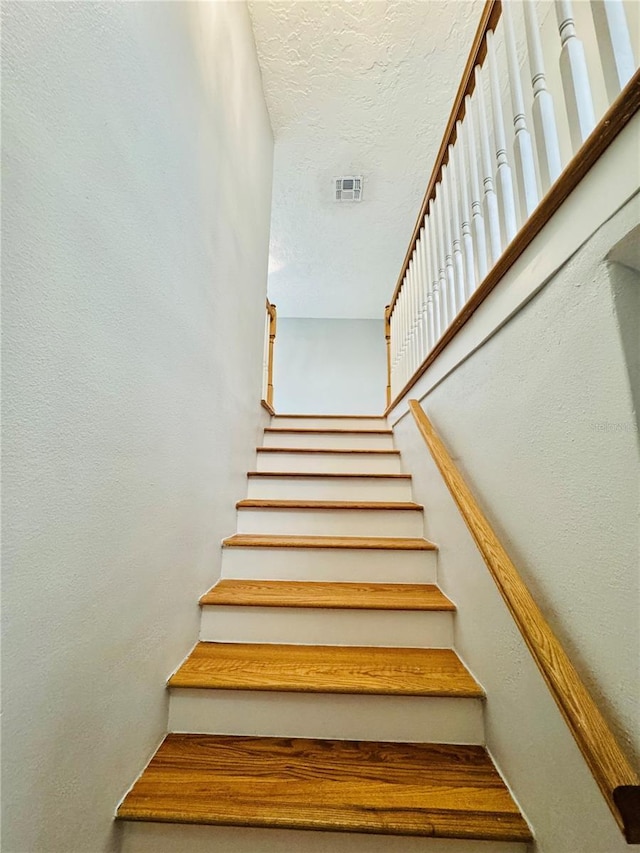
261 299 277 414
409 400 640 843
385 0 640 409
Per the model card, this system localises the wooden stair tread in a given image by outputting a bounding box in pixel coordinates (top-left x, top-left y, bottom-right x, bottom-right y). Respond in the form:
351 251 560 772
222 533 437 550
168 643 483 696
200 580 455 610
236 499 423 511
247 471 412 479
117 734 532 841
257 447 400 454
264 428 393 435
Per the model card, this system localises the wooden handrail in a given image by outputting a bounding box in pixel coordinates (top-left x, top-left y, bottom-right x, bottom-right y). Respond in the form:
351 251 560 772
388 0 502 316
408 400 640 843
386 68 640 414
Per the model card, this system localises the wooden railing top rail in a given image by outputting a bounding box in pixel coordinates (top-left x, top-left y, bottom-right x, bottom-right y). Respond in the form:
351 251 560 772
388 0 502 316
408 400 640 843
386 67 640 414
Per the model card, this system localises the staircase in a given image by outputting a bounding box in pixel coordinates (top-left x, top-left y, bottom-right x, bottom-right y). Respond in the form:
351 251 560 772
118 414 533 852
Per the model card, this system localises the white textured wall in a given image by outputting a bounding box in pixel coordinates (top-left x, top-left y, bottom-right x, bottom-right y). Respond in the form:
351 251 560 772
1 3 273 852
249 0 483 318
273 319 386 414
393 197 639 852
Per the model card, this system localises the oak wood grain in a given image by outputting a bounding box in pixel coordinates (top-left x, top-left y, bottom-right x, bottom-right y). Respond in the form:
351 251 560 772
266 300 276 407
257 447 400 455
236 499 423 511
247 471 412 479
222 533 437 550
168 642 483 697
117 734 532 841
409 400 640 842
264 428 393 435
200 580 455 611
387 70 640 414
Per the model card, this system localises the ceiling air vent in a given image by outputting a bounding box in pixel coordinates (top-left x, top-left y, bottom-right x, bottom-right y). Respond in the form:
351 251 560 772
334 176 363 202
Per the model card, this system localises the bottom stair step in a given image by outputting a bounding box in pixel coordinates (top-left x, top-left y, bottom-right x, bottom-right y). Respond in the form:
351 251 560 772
118 734 532 843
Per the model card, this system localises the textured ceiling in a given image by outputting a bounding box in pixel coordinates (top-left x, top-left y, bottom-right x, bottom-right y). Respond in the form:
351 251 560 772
248 0 483 318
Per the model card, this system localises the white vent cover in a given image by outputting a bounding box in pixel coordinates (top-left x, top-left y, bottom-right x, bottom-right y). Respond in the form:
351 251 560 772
334 176 363 202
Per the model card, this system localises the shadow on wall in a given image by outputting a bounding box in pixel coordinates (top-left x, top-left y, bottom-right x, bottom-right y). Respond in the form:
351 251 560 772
273 318 386 414
608 224 640 434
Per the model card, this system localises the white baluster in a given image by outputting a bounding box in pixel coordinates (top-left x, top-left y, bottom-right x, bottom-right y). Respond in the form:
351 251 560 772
590 0 636 103
474 66 503 264
390 310 396 397
487 29 518 243
416 243 426 366
423 233 431 352
415 231 426 365
416 226 426 358
396 282 404 373
464 94 489 282
455 120 477 298
427 201 440 345
408 256 418 376
440 167 458 319
404 279 411 383
411 247 420 371
404 282 410 373
448 142 469 308
434 193 449 334
503 1 540 220
524 0 563 191
399 285 407 384
392 301 400 372
412 251 421 371
406 262 413 378
401 278 409 382
556 0 596 150
390 310 396 381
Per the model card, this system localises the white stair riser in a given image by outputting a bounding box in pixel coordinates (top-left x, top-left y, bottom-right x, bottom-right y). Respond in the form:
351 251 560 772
200 606 454 648
263 432 395 450
272 417 387 430
221 546 438 582
123 823 529 853
168 689 484 745
236 508 424 537
256 451 402 474
246 476 413 502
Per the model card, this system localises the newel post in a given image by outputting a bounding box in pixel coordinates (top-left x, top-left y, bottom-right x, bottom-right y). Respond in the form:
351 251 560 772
384 305 392 408
266 301 277 408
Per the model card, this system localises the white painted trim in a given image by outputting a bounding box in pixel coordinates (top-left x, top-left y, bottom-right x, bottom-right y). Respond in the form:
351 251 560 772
236 506 425 537
200 606 454 648
122 822 530 853
168 688 485 744
221 545 438 582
